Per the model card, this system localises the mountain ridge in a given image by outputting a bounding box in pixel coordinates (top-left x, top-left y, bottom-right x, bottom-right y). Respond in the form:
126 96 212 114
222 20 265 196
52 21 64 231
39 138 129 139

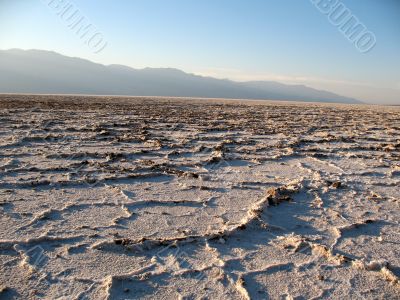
0 49 362 104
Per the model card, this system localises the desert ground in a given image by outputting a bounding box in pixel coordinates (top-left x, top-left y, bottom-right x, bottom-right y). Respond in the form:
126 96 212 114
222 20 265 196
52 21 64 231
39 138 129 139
0 94 399 299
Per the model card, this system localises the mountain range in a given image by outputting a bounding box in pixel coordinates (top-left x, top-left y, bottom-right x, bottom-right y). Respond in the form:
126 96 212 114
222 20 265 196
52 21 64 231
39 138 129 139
0 49 362 104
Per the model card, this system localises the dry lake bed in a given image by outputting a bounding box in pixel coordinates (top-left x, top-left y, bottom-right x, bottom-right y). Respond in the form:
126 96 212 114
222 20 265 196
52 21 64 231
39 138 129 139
0 95 399 299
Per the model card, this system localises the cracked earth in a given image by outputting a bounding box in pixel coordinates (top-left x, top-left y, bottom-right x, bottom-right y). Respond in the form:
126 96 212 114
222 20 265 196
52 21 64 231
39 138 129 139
0 95 399 299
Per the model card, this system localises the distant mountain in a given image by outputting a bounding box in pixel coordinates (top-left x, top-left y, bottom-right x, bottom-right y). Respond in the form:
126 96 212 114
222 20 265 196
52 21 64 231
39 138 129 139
0 49 362 104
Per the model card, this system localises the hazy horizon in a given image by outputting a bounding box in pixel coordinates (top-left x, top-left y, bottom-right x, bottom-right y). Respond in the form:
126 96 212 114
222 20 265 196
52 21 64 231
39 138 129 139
0 0 399 104
0 48 365 104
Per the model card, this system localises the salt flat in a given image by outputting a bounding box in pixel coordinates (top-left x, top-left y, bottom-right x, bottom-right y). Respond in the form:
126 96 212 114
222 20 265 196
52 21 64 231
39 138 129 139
0 95 399 299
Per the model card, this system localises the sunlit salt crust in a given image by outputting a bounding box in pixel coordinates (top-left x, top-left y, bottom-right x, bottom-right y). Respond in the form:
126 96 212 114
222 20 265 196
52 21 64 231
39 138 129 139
0 95 399 299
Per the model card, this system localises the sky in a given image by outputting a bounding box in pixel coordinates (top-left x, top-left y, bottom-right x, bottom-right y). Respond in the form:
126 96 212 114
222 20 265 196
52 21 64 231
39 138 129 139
0 0 399 104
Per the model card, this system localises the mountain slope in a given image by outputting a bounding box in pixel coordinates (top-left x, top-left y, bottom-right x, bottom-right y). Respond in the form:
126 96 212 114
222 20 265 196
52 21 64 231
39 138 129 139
0 49 362 103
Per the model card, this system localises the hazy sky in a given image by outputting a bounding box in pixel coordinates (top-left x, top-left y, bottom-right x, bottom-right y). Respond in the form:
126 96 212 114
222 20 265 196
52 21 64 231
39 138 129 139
0 0 399 104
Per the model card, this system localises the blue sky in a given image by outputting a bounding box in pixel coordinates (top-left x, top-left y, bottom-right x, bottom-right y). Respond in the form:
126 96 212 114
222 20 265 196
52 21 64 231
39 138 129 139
0 0 399 104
